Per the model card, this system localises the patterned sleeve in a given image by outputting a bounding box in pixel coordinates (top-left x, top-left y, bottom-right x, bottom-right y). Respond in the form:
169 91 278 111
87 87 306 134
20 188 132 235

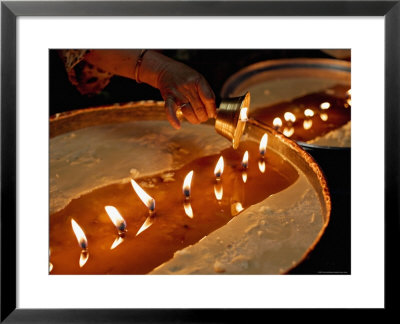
58 49 113 96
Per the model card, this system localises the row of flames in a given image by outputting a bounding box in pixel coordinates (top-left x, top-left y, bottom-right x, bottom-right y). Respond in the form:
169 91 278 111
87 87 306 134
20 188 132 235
272 89 351 137
62 133 269 270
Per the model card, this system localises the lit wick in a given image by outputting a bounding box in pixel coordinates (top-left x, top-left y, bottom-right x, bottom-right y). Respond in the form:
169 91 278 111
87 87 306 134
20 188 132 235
183 170 194 201
273 117 283 130
241 151 249 183
304 108 315 117
284 112 296 124
182 170 194 218
259 133 268 158
105 206 127 236
105 206 127 250
214 156 224 181
71 219 89 268
131 179 156 216
320 102 331 110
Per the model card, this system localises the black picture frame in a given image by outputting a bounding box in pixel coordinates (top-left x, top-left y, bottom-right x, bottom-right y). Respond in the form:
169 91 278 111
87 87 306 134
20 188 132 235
1 0 398 321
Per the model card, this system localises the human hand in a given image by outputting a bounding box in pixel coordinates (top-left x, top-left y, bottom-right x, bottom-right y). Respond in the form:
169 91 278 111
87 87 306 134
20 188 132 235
156 59 216 129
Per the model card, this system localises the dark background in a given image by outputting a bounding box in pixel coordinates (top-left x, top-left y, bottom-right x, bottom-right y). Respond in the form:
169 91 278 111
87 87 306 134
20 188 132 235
49 49 351 275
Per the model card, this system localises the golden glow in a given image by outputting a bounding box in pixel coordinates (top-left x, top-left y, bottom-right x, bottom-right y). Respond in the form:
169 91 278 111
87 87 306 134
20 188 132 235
71 219 88 250
304 109 315 117
284 112 296 123
273 117 283 128
258 160 266 173
182 170 194 199
320 113 328 121
231 202 244 216
259 133 268 156
79 251 89 268
214 156 224 179
136 216 154 236
184 201 194 218
214 183 223 201
110 236 124 250
320 102 331 110
283 127 294 137
240 107 248 122
105 206 127 232
131 179 155 212
242 172 248 183
303 120 313 130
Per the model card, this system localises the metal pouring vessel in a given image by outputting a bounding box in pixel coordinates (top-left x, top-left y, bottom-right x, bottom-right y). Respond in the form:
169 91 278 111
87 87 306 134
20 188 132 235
176 92 250 149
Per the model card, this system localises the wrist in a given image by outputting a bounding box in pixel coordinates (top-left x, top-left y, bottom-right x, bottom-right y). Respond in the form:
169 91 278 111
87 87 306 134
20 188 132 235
138 50 174 89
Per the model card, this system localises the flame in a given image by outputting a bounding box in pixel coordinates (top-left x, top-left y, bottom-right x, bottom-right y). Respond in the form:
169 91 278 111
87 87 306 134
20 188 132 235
346 98 352 106
214 183 223 201
240 107 248 122
320 113 328 121
231 202 244 216
183 170 194 199
131 179 155 212
320 102 331 110
283 127 294 137
284 112 296 123
258 160 266 173
347 89 351 96
49 262 53 273
273 117 283 128
242 172 247 183
303 120 313 130
79 251 89 268
136 216 154 236
110 236 124 250
304 109 315 117
242 151 249 169
214 156 224 178
259 133 268 156
71 219 88 250
184 201 194 218
105 206 127 232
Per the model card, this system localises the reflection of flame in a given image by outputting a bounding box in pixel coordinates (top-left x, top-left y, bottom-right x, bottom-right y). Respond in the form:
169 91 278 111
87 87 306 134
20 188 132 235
214 183 223 201
71 219 88 250
242 172 247 183
303 120 313 130
259 133 268 156
240 107 248 122
347 89 351 96
284 112 296 123
105 206 127 232
136 216 154 236
283 127 294 137
346 98 352 106
214 156 224 179
131 179 155 212
231 202 244 216
49 262 53 273
273 117 282 128
320 102 331 109
79 251 89 268
183 170 194 199
258 160 266 173
110 236 124 250
304 109 314 117
184 201 194 218
242 151 249 169
320 113 328 121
